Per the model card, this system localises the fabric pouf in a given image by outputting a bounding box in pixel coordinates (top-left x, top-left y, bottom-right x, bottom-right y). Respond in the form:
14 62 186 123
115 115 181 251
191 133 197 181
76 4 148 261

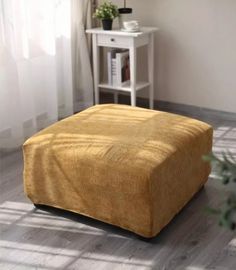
23 104 213 238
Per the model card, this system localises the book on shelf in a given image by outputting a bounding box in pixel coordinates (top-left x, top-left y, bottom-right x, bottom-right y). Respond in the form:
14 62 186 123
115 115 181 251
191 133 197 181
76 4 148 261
111 58 117 86
116 50 130 87
107 49 116 86
107 49 130 87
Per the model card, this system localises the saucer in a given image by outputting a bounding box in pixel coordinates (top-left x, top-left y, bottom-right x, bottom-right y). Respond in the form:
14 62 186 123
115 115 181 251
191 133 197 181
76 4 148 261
121 28 141 33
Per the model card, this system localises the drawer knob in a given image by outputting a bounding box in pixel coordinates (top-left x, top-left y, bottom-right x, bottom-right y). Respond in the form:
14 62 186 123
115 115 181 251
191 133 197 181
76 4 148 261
110 38 115 42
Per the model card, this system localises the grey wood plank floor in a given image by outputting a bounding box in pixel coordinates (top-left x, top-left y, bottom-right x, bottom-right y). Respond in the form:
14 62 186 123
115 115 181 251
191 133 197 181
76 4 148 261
0 104 236 270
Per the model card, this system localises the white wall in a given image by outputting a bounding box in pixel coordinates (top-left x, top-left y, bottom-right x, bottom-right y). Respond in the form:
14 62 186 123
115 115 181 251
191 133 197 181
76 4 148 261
99 0 236 113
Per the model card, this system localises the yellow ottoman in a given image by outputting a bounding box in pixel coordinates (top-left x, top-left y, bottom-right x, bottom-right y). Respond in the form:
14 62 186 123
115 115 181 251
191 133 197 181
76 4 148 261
23 104 213 238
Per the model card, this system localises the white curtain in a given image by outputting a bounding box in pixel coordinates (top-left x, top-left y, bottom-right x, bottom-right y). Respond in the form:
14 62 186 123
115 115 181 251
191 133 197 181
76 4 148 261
71 0 94 112
0 0 94 149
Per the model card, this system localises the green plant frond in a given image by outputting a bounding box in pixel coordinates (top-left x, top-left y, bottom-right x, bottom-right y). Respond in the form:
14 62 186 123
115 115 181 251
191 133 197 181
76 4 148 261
227 150 236 163
205 207 221 215
204 150 236 230
203 152 221 163
223 152 236 167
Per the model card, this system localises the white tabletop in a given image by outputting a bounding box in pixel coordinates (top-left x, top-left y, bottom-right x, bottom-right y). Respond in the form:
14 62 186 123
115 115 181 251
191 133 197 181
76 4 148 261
86 27 159 37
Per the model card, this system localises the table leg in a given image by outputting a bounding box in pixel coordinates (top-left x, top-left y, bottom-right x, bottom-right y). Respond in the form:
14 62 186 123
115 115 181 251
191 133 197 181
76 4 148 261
114 92 119 104
129 47 137 107
148 33 154 109
92 34 100 104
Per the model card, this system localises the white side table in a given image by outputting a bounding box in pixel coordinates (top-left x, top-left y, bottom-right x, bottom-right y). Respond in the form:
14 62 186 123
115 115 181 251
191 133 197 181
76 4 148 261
86 27 158 109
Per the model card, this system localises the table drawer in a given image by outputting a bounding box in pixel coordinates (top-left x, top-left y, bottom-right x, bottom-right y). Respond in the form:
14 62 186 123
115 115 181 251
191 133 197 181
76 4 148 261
97 34 132 47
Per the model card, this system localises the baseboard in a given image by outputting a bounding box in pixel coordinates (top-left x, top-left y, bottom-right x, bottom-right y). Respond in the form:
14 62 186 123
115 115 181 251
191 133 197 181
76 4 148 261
100 92 236 121
154 100 236 121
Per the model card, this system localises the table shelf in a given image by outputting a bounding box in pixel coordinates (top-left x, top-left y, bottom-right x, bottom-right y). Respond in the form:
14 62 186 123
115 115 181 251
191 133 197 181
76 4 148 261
99 82 150 93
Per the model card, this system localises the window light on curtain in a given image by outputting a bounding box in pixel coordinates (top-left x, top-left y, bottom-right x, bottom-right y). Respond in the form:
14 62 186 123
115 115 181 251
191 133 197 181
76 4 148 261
0 0 94 150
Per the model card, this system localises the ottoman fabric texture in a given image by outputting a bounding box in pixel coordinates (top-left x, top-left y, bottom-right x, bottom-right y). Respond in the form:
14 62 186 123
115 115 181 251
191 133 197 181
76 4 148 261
23 104 213 238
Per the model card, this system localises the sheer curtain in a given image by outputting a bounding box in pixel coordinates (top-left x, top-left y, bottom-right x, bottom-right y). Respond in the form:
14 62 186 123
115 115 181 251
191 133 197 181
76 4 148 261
0 0 94 149
71 0 94 112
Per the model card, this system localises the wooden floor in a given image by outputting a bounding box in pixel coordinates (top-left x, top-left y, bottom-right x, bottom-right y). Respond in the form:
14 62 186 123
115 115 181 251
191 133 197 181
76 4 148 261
1 102 236 270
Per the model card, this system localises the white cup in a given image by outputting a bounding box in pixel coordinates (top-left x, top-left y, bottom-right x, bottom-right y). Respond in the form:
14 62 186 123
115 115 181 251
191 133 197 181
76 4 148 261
123 20 139 31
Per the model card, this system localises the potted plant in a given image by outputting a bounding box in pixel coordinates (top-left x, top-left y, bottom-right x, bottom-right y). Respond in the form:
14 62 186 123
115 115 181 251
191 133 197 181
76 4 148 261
94 1 119 30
